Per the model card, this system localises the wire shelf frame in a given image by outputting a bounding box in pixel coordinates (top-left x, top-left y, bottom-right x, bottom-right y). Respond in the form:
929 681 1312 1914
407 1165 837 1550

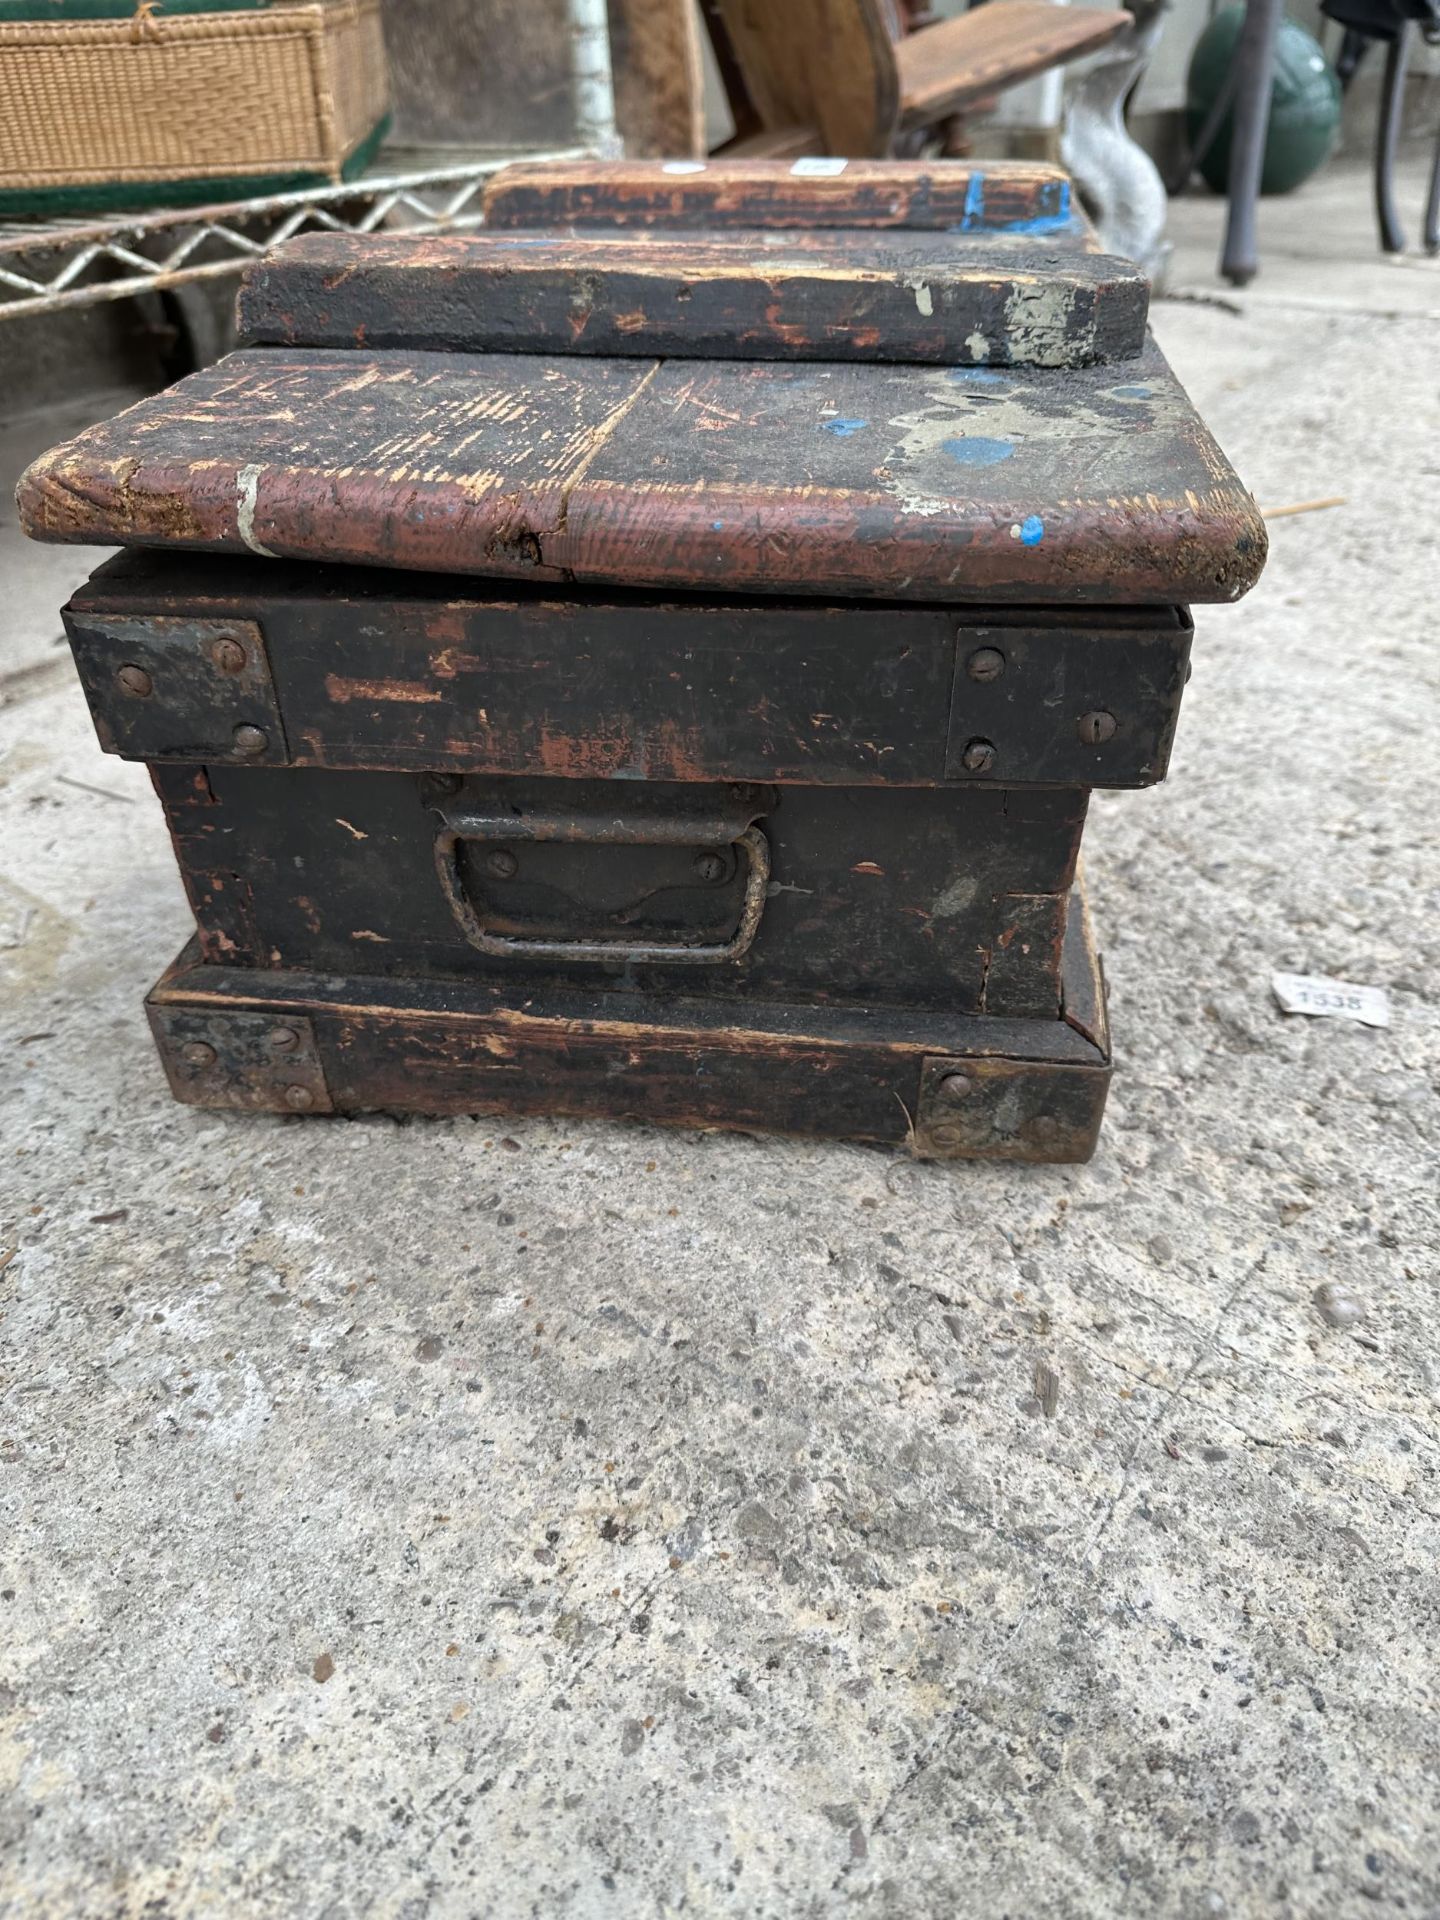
0 147 589 321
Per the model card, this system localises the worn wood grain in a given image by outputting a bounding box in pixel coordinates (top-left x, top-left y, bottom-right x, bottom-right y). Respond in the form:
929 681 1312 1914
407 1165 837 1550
894 2 1131 125
145 905 1112 1161
145 761 1085 1012
480 157 1083 237
21 344 1268 606
236 229 1147 366
71 554 1190 790
609 0 707 158
706 0 899 157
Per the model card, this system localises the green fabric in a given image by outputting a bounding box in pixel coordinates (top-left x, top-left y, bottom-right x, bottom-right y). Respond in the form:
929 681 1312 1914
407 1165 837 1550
0 0 275 19
0 115 388 219
1186 9 1341 196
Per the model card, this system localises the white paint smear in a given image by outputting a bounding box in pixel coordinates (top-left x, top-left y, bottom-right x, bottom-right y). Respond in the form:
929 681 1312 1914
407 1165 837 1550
235 465 278 558
791 157 848 176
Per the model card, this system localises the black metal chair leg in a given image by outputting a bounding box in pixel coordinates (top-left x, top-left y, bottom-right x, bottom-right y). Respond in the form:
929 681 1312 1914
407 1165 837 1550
1168 57 1239 193
1375 22 1410 253
1221 0 1284 286
1426 120 1440 254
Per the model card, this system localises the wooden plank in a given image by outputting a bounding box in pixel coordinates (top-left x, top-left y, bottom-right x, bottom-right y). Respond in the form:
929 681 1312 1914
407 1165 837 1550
608 0 707 158
20 343 1268 606
145 915 1111 1160
480 157 1081 236
894 1 1131 124
236 229 1147 366
706 0 900 157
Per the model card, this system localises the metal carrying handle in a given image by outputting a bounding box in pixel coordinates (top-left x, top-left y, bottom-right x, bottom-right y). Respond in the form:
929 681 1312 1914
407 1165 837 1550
432 805 770 964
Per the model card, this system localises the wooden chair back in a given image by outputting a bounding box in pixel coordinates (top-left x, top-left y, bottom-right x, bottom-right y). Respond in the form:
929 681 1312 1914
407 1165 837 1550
704 0 903 155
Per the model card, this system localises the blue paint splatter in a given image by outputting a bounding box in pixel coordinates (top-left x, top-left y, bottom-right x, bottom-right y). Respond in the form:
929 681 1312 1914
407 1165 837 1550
822 417 869 437
1111 384 1153 399
1018 515 1045 546
997 211 1075 237
711 520 724 531
954 178 1071 235
1000 180 1073 235
960 172 986 231
942 436 1014 467
948 368 1005 386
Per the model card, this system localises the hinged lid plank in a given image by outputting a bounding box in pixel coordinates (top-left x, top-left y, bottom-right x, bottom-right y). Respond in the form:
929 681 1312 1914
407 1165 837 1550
18 343 1267 605
237 230 1148 367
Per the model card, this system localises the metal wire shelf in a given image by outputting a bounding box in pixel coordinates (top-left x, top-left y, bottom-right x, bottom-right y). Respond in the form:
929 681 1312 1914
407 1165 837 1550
0 146 588 321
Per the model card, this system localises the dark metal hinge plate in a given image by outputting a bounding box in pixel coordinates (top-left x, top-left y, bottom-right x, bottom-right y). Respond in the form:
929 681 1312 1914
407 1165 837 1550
147 1006 331 1112
915 1051 1109 1163
65 613 288 764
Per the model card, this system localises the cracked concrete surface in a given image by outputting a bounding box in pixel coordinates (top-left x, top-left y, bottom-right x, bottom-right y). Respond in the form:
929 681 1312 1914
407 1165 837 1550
1 161 1438 1918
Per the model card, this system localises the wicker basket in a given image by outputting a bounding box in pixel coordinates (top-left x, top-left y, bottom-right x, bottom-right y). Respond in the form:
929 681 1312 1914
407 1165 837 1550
0 0 389 215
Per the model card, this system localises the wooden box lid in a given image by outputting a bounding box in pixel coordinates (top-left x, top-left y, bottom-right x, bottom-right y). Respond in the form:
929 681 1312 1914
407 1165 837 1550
18 339 1266 606
17 159 1265 608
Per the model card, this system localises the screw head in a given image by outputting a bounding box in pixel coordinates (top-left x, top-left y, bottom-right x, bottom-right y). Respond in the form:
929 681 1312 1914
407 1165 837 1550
1077 710 1117 745
484 848 519 880
210 636 248 673
960 738 996 774
283 1084 315 1111
268 1026 300 1052
181 1040 216 1067
427 772 464 798
116 664 153 698
935 1071 974 1103
693 852 727 883
232 723 269 757
929 1122 964 1151
966 646 1006 683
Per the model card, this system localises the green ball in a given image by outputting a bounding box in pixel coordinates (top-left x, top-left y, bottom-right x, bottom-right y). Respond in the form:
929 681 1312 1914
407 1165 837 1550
1186 8 1342 195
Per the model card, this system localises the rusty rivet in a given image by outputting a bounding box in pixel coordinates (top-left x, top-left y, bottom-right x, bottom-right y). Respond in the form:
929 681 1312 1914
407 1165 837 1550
181 1040 216 1066
116 664 153 698
936 1072 975 1103
966 646 1006 683
428 772 463 797
232 723 269 757
485 848 519 880
960 738 996 774
268 1026 300 1052
1029 1114 1060 1140
1077 710 1117 745
930 1122 964 1151
210 636 248 673
693 852 727 883
283 1085 315 1111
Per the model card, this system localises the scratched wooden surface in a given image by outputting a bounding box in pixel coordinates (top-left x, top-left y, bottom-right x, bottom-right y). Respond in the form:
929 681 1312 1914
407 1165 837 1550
236 230 1148 367
479 157 1084 236
147 759 1083 1015
146 917 1112 1158
71 553 1190 794
19 342 1267 605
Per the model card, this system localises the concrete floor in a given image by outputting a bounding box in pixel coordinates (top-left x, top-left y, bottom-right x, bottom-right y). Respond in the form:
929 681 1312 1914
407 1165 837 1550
1 158 1438 1918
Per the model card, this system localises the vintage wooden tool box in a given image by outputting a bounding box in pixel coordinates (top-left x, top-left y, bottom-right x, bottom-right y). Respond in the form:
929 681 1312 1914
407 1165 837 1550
18 159 1266 1162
